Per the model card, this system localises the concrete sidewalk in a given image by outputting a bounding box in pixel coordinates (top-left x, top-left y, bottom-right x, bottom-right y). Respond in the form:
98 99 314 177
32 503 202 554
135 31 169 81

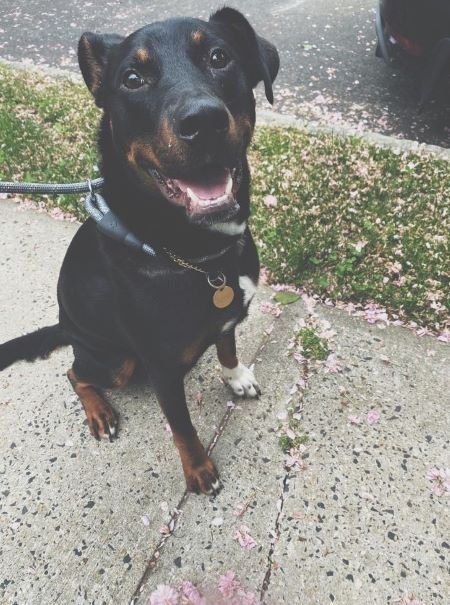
0 199 449 605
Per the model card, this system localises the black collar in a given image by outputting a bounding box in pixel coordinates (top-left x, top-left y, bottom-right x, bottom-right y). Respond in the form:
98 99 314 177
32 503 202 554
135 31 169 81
85 190 237 264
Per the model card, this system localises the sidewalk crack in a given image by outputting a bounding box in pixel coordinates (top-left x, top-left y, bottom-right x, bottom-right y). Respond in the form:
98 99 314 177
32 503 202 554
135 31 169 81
260 470 291 602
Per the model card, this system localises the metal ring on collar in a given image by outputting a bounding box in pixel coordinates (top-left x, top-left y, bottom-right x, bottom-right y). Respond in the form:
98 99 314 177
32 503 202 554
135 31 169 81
207 273 226 289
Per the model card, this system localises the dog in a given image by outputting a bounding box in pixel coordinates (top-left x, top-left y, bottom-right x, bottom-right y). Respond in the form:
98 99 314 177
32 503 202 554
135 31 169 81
0 7 279 495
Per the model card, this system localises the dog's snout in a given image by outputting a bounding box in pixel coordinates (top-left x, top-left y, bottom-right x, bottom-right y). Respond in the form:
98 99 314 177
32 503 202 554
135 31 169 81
178 100 229 143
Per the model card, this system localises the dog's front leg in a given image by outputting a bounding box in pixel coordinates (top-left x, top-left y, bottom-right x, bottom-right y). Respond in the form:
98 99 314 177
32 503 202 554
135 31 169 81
153 367 222 496
216 331 261 398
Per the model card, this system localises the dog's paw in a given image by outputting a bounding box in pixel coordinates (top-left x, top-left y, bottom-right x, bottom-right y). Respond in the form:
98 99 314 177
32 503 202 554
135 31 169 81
84 400 119 442
185 457 222 496
222 362 261 398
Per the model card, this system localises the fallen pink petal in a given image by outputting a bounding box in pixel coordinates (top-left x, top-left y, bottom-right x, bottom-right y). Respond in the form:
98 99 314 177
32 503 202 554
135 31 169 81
399 595 428 605
218 570 241 598
148 584 179 605
263 194 278 208
233 526 258 550
180 581 205 605
234 590 260 605
159 524 171 536
259 301 282 318
437 329 450 343
233 501 249 518
285 448 306 472
426 467 450 497
363 303 389 325
367 409 381 425
324 353 343 373
348 415 363 425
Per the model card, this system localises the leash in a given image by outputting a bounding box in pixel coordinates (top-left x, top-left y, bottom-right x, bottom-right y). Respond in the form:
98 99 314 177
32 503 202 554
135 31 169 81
0 177 104 195
85 186 157 257
0 175 156 255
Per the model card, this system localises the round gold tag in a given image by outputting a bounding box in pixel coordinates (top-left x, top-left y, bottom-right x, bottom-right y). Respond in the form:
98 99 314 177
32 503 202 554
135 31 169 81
213 286 235 309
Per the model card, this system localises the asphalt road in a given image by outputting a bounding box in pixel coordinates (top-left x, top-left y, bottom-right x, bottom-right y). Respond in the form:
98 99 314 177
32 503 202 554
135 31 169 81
1 0 450 146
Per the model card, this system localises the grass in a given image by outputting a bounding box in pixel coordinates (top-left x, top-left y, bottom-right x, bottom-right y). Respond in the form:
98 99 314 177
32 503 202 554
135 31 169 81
296 328 329 361
250 129 450 332
279 412 309 454
0 62 449 331
0 63 99 207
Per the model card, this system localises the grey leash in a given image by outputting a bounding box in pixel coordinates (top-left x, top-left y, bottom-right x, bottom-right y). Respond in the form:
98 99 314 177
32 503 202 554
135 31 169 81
0 175 156 256
0 177 104 195
0 176 232 263
85 186 156 257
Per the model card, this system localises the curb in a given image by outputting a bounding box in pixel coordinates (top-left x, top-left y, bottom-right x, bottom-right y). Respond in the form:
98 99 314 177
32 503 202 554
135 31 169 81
256 108 450 161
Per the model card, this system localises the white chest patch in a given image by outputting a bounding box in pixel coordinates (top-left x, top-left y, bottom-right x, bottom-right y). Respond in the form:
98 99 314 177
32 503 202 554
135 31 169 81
221 319 237 334
208 221 246 236
220 275 257 334
239 275 257 306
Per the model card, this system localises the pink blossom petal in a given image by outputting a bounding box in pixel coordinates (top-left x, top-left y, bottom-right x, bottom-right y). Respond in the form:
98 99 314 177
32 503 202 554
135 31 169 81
324 353 343 373
218 571 241 598
180 581 205 605
426 467 450 496
149 584 179 605
234 590 260 605
259 301 282 318
367 409 381 426
285 448 306 472
233 501 249 518
293 352 306 365
263 194 278 208
233 525 258 550
348 415 363 425
438 329 450 343
399 595 428 605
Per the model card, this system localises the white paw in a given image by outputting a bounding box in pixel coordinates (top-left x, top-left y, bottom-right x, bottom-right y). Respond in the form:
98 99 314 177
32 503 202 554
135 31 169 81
222 362 261 398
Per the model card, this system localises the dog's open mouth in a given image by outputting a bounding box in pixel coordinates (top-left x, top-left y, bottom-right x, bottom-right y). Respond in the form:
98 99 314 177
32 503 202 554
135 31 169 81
149 166 241 219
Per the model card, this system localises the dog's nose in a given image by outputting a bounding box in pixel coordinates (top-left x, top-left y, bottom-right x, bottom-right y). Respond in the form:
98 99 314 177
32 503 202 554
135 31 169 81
178 100 229 143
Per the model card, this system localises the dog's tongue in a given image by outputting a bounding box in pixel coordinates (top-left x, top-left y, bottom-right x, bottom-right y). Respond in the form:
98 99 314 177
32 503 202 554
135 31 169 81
174 169 230 200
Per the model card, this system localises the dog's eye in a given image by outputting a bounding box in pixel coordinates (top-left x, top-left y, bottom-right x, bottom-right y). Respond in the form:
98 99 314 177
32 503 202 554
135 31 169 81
123 70 145 90
209 48 230 69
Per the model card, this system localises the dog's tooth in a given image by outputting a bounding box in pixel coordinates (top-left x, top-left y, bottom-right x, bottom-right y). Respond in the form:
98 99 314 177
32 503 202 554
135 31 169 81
186 187 201 204
225 176 233 195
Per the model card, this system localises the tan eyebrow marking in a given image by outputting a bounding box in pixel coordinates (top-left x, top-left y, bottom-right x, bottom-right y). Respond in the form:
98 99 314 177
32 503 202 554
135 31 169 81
134 48 151 63
191 30 205 44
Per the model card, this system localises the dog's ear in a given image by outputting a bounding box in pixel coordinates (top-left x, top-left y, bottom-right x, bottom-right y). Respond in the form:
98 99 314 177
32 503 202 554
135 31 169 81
210 7 279 104
78 32 124 107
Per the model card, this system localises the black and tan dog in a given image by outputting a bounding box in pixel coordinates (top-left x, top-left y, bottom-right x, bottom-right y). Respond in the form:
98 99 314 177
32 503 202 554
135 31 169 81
0 8 279 495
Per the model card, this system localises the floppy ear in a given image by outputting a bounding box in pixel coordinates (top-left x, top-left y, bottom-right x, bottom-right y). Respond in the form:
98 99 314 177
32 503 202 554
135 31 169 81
78 32 124 107
210 7 279 104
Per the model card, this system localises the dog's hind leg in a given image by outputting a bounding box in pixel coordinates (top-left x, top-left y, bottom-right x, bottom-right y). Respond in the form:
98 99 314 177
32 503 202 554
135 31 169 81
67 347 136 441
152 367 222 496
216 330 261 398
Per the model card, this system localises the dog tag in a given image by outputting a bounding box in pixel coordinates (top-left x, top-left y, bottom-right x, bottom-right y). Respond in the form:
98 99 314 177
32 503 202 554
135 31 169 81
213 285 235 309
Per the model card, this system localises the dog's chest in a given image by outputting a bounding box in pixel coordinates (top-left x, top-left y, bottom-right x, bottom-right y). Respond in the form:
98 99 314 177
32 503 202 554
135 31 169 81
130 265 256 340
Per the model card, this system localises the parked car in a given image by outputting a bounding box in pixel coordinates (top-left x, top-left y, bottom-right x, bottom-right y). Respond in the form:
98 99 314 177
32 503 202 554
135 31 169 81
375 0 450 107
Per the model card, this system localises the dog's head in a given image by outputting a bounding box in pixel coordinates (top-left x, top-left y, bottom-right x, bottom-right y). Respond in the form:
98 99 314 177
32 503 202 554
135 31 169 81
78 8 279 226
